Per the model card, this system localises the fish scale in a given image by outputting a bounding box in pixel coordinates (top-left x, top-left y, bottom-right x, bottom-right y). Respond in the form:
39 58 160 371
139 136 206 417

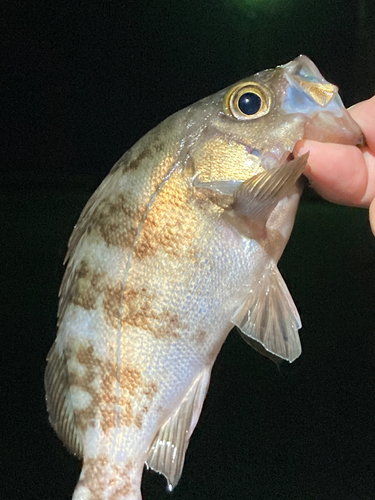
45 55 364 499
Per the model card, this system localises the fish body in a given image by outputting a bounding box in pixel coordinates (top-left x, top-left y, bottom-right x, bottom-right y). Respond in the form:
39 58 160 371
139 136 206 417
45 56 363 499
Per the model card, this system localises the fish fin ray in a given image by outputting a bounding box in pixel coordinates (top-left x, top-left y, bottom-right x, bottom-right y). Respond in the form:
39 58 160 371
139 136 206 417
45 343 83 456
146 366 211 489
193 178 243 196
231 261 302 362
230 153 308 225
237 331 284 365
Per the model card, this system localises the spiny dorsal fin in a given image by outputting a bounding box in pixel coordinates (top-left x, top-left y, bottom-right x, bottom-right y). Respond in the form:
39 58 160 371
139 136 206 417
231 260 302 362
45 343 83 456
146 366 211 490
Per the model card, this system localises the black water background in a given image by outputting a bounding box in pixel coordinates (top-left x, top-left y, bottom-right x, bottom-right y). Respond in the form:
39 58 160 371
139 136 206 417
2 1 375 499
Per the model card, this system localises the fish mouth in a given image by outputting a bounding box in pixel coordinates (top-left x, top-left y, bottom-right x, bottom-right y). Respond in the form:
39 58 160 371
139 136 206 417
279 107 366 171
303 109 366 146
282 55 366 148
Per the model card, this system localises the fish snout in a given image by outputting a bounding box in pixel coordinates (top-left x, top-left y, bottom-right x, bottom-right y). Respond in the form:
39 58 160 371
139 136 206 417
283 55 366 147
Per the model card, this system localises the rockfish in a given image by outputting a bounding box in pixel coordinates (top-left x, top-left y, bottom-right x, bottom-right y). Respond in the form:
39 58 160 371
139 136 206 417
45 55 364 499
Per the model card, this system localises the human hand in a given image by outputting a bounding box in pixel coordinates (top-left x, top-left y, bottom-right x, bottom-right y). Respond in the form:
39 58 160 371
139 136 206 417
293 95 375 235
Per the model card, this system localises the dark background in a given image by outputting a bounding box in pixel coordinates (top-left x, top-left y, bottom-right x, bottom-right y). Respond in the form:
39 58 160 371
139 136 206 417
2 1 375 499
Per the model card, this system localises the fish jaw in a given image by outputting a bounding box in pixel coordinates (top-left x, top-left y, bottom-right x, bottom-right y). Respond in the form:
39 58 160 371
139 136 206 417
302 107 365 145
282 55 365 146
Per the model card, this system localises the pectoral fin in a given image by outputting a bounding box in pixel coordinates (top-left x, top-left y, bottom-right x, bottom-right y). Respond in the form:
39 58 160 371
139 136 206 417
231 261 302 362
193 178 243 196
229 153 308 226
146 366 211 490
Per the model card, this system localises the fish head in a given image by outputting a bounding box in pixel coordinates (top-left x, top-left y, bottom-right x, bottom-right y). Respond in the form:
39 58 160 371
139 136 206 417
192 55 364 183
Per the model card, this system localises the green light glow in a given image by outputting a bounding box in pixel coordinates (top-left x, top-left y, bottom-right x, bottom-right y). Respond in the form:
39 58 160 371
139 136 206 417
227 0 295 13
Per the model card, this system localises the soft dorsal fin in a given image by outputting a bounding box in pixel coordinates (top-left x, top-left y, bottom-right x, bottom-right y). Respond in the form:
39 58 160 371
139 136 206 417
146 366 211 490
231 260 302 362
45 343 83 456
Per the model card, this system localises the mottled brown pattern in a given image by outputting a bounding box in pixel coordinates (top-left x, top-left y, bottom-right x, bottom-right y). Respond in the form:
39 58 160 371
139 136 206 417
133 175 197 261
70 283 96 311
195 329 208 344
70 344 159 435
69 261 129 331
78 457 136 499
125 147 153 172
88 193 141 249
77 344 95 365
76 261 90 279
121 287 155 332
102 282 124 329
154 311 183 339
135 403 151 429
134 411 144 429
120 287 185 339
118 132 164 174
118 366 143 394
69 364 98 432
142 382 158 401
70 260 107 311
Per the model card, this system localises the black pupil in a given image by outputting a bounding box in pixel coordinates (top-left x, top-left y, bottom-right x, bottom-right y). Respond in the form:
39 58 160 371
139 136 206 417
238 92 262 115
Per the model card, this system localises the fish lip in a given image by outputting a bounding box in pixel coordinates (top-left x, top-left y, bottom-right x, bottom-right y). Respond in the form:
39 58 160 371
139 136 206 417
303 108 365 146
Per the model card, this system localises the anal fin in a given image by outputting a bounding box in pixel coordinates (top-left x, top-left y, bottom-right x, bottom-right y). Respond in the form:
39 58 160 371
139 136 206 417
231 261 302 362
45 343 83 456
146 366 211 490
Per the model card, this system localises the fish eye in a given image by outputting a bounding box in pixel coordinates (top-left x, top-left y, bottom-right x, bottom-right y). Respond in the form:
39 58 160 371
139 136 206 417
225 82 272 120
238 92 261 115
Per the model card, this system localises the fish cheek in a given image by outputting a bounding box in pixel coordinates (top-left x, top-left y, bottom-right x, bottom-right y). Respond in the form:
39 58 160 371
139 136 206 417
191 135 263 183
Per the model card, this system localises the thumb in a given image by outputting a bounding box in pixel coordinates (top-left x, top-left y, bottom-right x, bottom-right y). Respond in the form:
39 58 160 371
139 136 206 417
370 198 375 236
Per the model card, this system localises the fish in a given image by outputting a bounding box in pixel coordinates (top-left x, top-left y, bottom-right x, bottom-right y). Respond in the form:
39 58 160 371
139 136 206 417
45 55 364 500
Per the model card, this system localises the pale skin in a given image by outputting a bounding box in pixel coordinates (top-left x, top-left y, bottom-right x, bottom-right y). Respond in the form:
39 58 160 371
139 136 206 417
293 95 375 236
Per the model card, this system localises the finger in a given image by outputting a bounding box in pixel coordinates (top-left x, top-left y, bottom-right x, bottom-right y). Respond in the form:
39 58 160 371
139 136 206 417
349 95 375 152
294 140 375 207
